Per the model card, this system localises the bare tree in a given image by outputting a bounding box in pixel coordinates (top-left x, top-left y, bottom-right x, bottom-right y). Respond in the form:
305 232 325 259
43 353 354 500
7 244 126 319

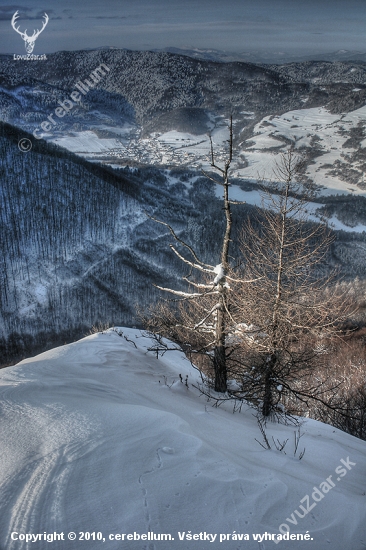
232 150 352 417
146 117 246 392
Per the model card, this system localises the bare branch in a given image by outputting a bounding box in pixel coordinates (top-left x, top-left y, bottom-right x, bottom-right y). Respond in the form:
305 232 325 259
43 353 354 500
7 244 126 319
170 245 214 274
154 285 218 299
194 303 220 330
148 214 213 269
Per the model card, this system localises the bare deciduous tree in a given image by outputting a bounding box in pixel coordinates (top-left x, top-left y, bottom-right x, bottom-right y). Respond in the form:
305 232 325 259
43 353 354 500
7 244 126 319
145 117 247 392
232 150 352 417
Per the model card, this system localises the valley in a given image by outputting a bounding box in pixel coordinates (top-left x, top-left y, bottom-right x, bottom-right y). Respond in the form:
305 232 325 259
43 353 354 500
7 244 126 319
2 49 366 363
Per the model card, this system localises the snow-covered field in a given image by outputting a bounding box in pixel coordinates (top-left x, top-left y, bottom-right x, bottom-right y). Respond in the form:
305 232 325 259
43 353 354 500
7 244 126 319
0 329 365 550
240 106 366 196
52 131 122 154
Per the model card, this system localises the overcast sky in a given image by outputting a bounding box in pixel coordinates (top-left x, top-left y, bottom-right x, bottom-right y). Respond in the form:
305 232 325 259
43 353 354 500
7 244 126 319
1 0 366 58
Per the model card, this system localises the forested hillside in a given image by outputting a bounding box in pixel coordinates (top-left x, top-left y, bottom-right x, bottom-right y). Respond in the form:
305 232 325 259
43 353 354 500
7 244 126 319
0 121 244 364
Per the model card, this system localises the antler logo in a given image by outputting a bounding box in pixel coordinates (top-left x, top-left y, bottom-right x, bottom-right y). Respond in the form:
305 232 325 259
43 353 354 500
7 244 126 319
11 11 49 53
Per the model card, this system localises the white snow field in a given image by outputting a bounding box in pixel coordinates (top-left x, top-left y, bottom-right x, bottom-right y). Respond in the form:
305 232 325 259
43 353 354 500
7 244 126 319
0 329 365 550
239 106 366 197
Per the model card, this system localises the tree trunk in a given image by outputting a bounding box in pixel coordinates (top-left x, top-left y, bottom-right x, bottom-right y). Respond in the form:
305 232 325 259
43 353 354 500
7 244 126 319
214 300 227 392
211 116 233 393
262 353 276 416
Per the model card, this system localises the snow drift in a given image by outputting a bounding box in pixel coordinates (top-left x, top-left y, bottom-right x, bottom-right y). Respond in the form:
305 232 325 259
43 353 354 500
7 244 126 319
0 328 365 549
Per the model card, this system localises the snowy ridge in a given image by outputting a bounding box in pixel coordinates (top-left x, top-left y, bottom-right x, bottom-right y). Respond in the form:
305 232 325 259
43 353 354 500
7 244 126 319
0 329 365 549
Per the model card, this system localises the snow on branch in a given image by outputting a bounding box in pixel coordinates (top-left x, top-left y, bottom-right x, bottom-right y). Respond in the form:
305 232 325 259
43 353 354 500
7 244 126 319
226 273 264 284
213 264 225 284
182 276 216 290
194 303 221 330
229 200 246 205
170 245 214 274
154 285 218 299
148 214 213 269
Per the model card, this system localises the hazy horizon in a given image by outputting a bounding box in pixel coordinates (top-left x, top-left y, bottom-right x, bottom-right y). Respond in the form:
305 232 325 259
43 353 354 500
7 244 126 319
1 0 366 61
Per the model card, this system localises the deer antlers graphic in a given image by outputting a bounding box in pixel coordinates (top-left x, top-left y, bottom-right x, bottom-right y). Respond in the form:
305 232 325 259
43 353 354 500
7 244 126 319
11 11 49 53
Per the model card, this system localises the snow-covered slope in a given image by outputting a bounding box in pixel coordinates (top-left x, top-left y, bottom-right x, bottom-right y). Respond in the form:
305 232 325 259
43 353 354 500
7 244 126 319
240 105 366 196
0 329 365 550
